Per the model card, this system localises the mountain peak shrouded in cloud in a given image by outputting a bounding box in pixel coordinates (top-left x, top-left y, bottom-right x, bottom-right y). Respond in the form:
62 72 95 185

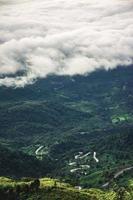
0 0 133 87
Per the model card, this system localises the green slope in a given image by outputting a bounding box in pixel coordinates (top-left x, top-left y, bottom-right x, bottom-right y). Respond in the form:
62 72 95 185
0 177 133 200
0 177 124 200
0 66 133 188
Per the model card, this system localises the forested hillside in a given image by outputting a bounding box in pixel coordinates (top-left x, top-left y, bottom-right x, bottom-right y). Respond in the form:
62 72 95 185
0 66 133 188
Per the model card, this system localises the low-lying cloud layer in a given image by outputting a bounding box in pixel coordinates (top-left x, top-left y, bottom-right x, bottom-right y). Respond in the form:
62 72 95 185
0 0 133 87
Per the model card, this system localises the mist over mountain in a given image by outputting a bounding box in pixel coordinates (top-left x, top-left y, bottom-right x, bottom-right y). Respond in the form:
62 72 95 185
0 1 133 199
0 0 133 86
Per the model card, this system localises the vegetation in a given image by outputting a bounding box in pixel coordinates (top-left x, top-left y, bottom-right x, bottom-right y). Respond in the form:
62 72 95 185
0 177 116 200
0 66 133 197
0 177 133 200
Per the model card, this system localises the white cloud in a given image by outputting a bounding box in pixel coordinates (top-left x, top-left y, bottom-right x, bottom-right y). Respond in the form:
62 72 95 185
0 0 133 87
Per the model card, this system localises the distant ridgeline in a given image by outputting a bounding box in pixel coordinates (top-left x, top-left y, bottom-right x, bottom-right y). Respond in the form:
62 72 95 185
0 66 133 188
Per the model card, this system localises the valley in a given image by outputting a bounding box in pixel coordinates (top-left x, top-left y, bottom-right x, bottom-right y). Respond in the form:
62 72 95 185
0 66 132 197
0 0 133 198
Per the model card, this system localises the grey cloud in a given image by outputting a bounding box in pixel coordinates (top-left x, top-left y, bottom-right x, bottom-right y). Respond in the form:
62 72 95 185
0 0 133 87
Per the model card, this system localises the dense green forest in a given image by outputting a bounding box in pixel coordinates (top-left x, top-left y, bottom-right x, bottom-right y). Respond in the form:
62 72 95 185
0 66 133 198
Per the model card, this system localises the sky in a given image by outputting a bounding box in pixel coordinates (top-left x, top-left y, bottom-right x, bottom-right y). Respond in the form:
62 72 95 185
0 0 133 87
